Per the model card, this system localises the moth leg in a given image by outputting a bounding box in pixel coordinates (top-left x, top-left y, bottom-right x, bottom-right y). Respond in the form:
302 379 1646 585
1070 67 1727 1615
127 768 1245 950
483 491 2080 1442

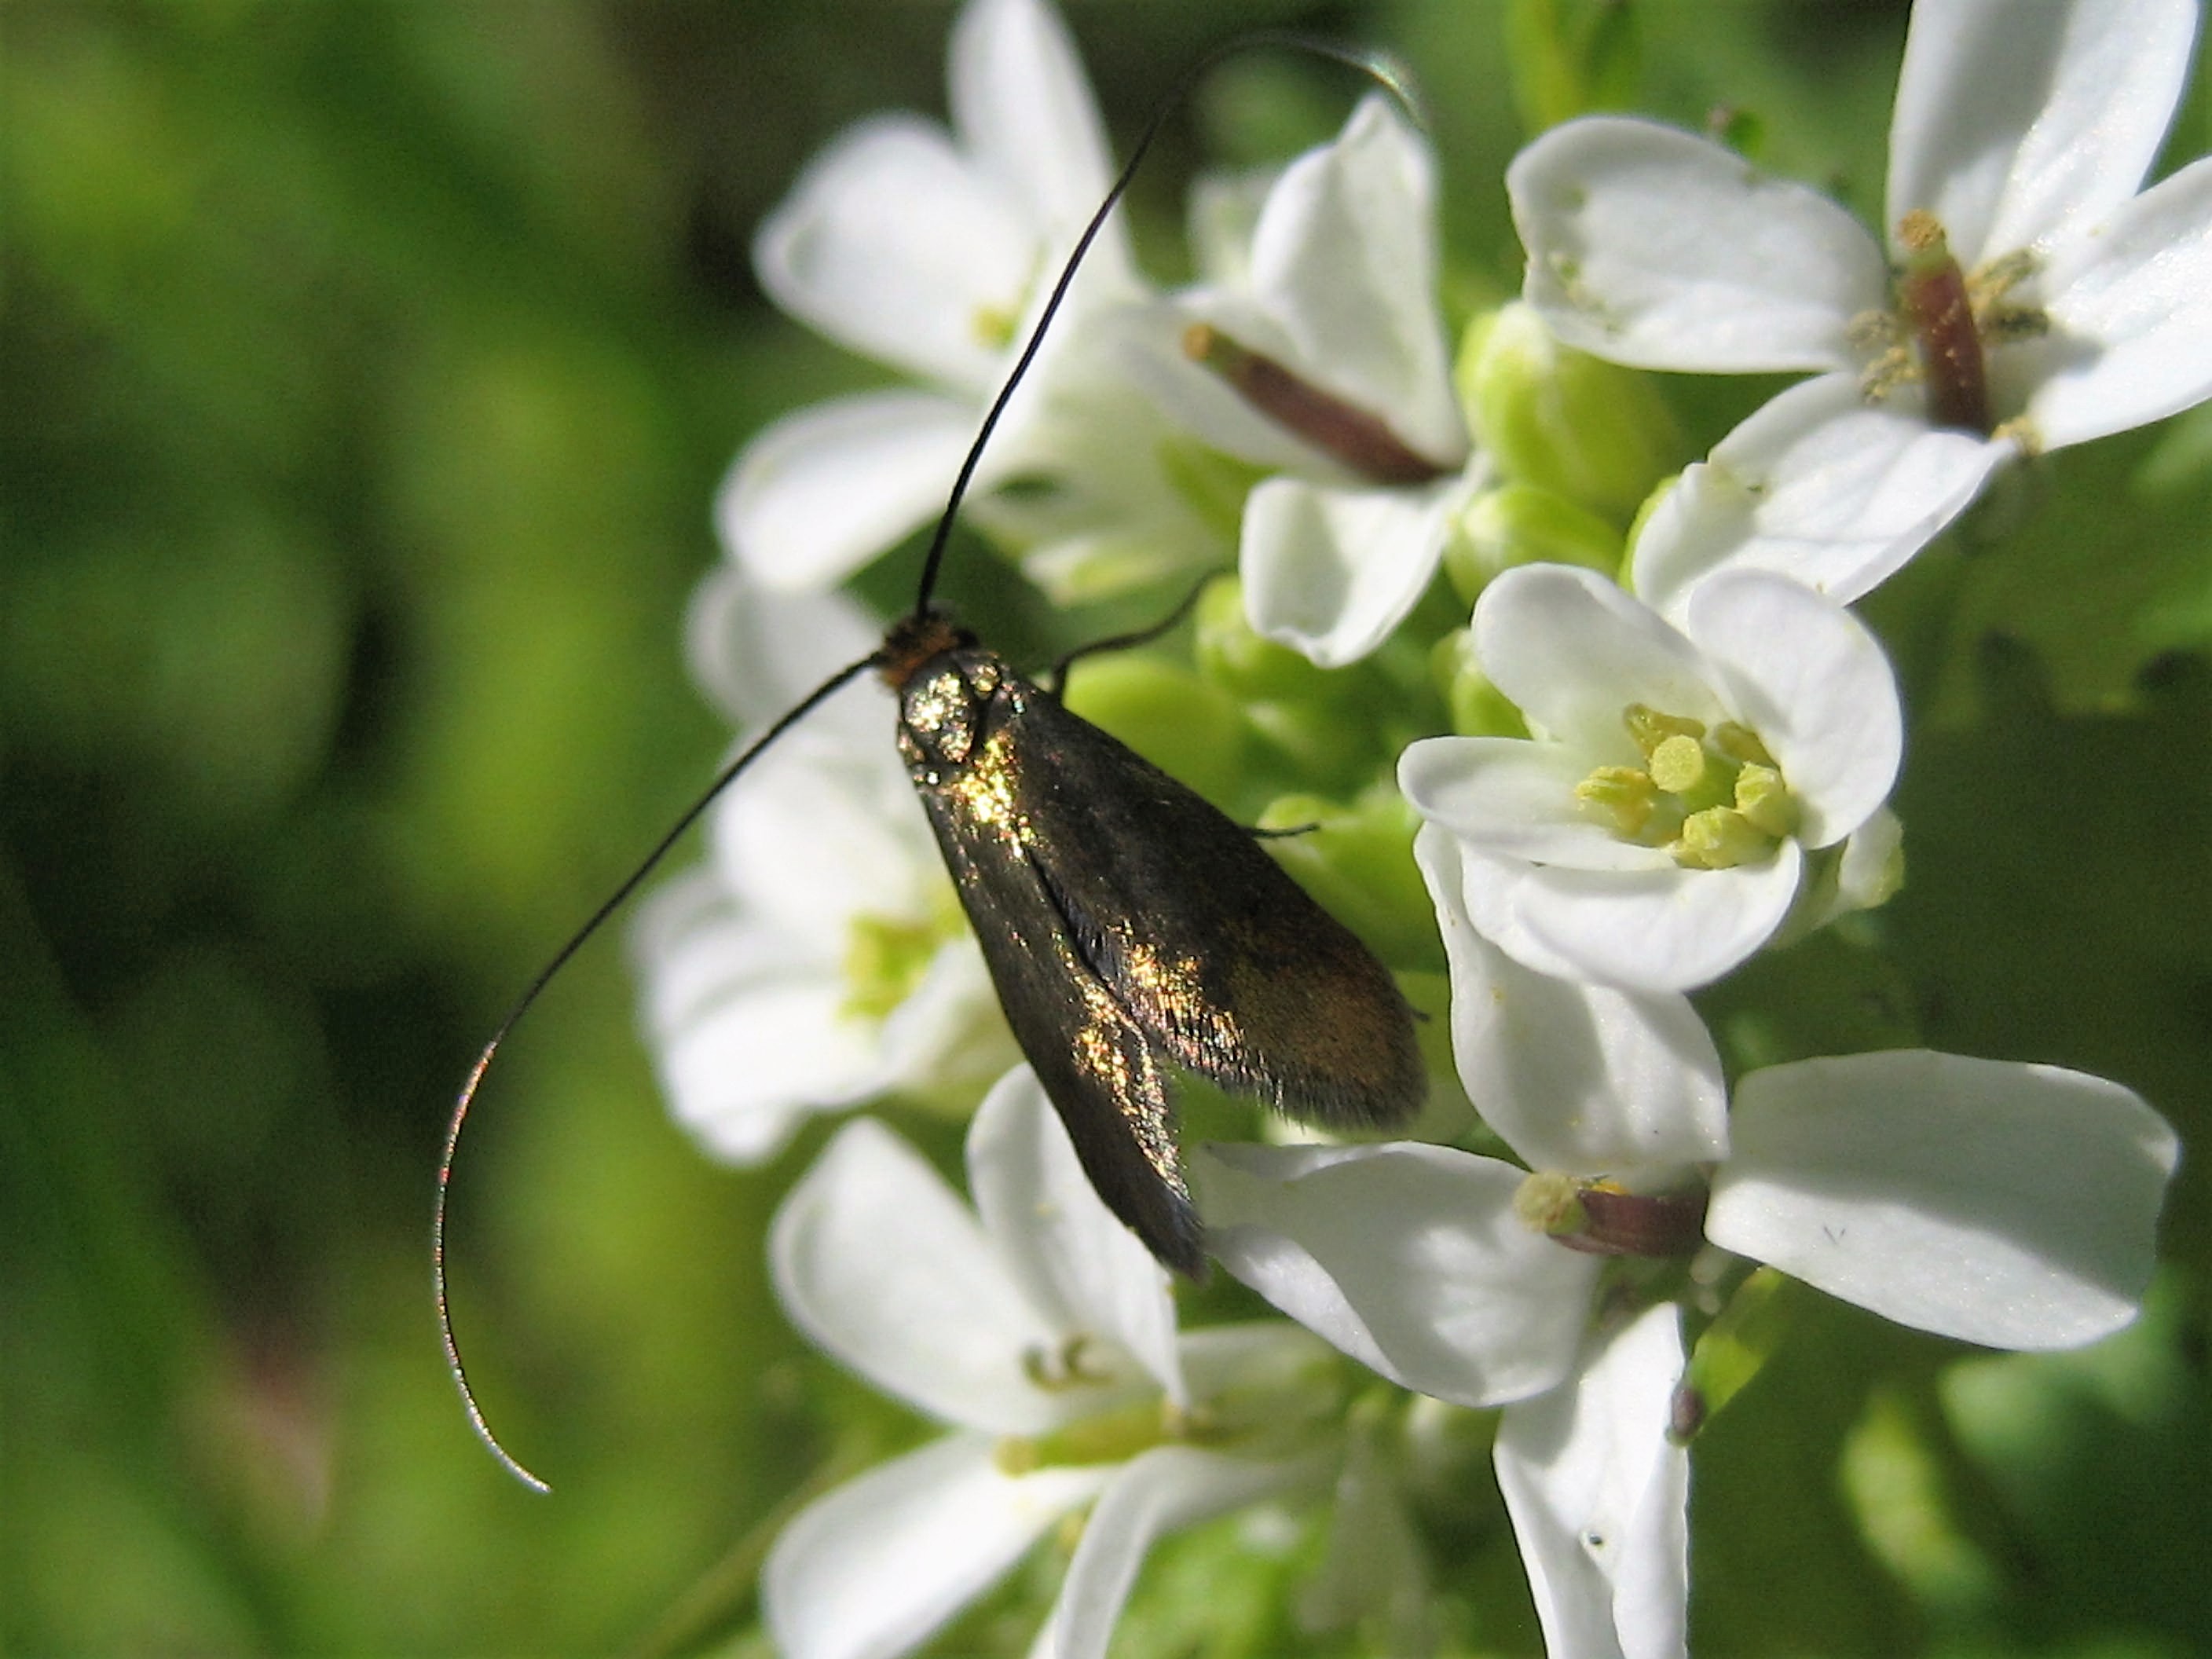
1042 569 1227 698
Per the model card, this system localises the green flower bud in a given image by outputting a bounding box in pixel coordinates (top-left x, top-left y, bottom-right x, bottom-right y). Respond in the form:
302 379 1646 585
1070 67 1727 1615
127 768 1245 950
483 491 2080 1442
1242 698 1377 793
1444 481 1624 603
1258 787 1438 971
1681 1266 1796 1438
1456 300 1687 523
1060 653 1249 808
1505 0 1642 130
1431 628 1529 738
1194 575 1331 705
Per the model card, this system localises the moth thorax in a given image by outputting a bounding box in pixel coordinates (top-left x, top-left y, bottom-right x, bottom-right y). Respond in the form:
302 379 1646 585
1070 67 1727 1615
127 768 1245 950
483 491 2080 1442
895 652 1007 781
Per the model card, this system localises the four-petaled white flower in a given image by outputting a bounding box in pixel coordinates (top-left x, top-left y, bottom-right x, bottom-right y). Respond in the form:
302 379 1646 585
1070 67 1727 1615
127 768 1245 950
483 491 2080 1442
1510 0 2212 618
1201 851 2178 1658
1123 93 1480 665
766 1067 1343 1659
1400 562 1903 994
720 0 1218 602
632 573 1014 1163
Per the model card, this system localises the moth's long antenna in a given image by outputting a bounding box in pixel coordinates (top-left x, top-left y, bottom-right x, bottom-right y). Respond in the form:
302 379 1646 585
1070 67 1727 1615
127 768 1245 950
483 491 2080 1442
436 652 880 1493
910 33 1424 617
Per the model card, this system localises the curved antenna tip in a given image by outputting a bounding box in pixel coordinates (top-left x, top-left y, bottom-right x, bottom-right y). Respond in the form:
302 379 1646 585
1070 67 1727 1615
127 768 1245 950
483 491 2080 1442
1348 46 1430 130
436 1039 554 1496
462 1391 553 1496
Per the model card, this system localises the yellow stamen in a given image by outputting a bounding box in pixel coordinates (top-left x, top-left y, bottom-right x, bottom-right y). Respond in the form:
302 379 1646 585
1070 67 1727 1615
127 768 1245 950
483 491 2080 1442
1577 765 1661 838
1673 807 1770 870
1647 732 1707 795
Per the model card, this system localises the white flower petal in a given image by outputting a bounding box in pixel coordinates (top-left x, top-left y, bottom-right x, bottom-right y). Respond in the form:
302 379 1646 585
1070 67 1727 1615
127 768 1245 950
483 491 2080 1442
1447 847 1595 983
1416 826 1728 1176
1245 95 1465 465
1199 1141 1602 1408
1399 736 1678 873
632 870 877 1164
1511 845 1804 994
1111 298 1349 474
1038 1445 1321 1659
874 939 1020 1095
968 1067 1185 1407
1242 476 1460 667
2026 154 2212 449
1681 571 1903 848
756 112 1036 392
1494 1305 1690 1659
709 725 934 932
683 566 883 738
771 1119 1075 1434
950 0 1134 297
1186 163 1280 291
1708 1052 2181 1350
1474 563 1729 752
718 389 980 592
1631 375 2010 619
766 1432 1112 1659
1510 117 1884 372
1886 0 2199 267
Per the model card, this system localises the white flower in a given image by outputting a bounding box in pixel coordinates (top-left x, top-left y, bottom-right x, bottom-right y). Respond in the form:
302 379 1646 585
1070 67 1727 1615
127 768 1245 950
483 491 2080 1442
1201 925 2176 1658
1509 0 2212 617
1123 94 1478 666
631 573 1013 1163
766 1067 1341 1659
1398 562 1903 994
719 0 1218 602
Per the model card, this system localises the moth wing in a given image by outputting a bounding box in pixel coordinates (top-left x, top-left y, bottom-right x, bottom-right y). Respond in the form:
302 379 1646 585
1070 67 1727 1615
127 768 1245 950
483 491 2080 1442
917 778 1205 1278
1006 685 1425 1129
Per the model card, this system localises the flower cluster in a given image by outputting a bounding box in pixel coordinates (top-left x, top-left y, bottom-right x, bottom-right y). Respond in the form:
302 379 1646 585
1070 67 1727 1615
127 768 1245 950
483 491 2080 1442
632 0 2202 1654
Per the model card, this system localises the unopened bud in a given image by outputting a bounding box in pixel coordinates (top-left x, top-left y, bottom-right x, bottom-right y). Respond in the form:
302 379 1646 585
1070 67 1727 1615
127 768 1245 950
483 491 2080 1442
1456 301 1686 522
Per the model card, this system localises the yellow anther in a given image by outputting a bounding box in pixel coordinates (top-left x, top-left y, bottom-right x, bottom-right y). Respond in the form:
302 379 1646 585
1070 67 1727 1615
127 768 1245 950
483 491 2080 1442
1577 765 1660 838
1673 807 1770 870
1647 733 1707 794
1514 1170 1587 1236
1624 703 1705 760
1711 722 1775 767
1896 208 1946 260
1972 247 2041 305
971 300 1020 352
1734 764 1798 838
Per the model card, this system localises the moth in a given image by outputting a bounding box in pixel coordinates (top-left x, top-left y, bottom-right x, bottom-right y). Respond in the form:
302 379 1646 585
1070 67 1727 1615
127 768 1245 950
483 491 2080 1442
879 609 1422 1276
438 32 1423 1490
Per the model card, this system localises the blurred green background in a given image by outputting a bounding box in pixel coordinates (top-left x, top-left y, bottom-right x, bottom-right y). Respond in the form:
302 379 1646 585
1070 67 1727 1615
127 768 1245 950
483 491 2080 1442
4 2 2209 1654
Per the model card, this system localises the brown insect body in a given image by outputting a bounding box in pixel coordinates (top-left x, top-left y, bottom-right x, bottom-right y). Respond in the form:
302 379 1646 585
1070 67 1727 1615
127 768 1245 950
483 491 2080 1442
881 611 1425 1276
